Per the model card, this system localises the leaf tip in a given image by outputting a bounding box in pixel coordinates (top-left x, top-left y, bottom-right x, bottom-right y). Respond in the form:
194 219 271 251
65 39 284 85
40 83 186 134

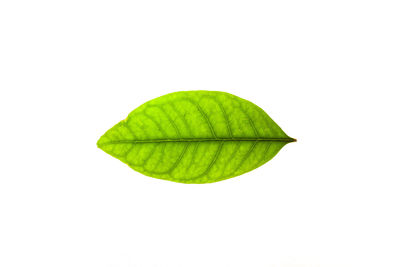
96 139 101 149
96 135 105 149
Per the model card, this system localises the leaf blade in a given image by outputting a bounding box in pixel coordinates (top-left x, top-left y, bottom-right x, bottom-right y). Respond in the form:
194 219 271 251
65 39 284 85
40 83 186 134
97 91 295 183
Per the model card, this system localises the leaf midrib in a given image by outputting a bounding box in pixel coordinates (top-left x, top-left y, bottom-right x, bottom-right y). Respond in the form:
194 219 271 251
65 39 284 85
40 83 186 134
101 137 296 145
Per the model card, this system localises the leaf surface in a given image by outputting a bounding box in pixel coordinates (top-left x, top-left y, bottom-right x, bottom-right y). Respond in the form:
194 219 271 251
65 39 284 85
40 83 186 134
97 91 295 183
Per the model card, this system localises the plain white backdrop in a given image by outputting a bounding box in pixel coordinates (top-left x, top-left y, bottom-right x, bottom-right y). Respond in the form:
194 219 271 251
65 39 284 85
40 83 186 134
1 1 399 266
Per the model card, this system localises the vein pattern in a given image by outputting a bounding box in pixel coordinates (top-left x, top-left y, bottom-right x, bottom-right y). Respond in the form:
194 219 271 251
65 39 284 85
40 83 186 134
97 91 295 183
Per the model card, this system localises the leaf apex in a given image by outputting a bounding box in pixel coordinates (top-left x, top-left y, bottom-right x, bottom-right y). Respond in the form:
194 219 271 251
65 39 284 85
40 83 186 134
96 136 105 149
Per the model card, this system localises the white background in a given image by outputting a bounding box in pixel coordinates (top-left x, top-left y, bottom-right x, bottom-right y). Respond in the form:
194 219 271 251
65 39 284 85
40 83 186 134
1 1 399 267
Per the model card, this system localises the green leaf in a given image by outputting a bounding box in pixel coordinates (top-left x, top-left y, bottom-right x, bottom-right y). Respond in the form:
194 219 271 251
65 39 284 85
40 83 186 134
97 91 295 184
